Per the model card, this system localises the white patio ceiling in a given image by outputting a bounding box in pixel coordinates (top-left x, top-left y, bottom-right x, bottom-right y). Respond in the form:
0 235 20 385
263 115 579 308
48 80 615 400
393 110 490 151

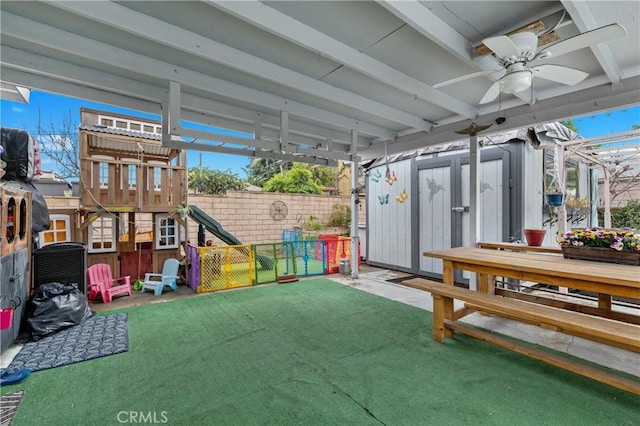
1 1 639 164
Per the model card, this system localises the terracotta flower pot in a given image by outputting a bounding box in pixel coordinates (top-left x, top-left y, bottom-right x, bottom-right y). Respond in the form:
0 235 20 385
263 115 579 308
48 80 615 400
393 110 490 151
523 229 546 246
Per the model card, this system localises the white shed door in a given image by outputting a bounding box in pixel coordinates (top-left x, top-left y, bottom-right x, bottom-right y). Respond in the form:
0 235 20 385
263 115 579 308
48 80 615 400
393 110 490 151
461 159 504 246
418 166 452 274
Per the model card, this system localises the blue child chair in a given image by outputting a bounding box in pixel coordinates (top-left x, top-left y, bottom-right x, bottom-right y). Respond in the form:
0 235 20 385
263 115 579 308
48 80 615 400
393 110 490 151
141 258 180 296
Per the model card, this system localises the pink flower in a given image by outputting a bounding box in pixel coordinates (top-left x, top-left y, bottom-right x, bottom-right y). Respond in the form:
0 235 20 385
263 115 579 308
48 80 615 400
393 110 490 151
611 241 624 251
572 240 584 247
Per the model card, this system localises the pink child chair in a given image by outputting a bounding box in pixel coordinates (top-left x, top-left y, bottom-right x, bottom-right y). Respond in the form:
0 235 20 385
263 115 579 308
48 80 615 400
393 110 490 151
87 263 132 303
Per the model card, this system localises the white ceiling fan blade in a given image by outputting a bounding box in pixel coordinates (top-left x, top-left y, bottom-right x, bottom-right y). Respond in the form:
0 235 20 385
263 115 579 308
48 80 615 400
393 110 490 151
433 70 503 89
534 23 626 60
532 65 589 85
483 35 520 59
479 80 501 104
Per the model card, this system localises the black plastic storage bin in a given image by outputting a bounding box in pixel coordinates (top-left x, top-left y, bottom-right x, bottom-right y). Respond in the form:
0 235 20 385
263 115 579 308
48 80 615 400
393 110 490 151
32 242 87 294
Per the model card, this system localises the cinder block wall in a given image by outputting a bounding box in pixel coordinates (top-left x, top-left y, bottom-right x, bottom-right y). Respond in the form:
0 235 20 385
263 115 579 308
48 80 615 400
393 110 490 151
187 191 367 245
43 192 367 246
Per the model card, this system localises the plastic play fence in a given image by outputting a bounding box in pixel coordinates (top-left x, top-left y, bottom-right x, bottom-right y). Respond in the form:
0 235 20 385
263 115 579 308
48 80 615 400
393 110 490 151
196 244 255 293
186 234 360 292
253 242 297 285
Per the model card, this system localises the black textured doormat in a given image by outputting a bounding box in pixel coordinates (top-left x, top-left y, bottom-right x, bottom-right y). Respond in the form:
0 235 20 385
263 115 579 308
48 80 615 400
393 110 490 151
0 390 24 426
8 313 128 372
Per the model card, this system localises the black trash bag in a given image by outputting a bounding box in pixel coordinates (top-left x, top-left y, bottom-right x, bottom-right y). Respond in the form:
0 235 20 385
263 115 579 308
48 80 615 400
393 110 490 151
27 282 93 340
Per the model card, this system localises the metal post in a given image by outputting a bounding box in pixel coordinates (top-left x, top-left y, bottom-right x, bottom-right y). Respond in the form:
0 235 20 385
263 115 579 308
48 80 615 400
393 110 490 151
350 129 359 279
603 166 612 228
469 133 480 246
555 143 567 236
469 133 479 291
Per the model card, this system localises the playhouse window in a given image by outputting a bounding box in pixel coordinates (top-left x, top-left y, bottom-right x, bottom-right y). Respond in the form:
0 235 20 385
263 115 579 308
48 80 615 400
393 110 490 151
128 164 137 188
89 214 116 253
148 161 166 191
156 214 178 250
38 214 71 248
154 168 162 190
99 163 109 188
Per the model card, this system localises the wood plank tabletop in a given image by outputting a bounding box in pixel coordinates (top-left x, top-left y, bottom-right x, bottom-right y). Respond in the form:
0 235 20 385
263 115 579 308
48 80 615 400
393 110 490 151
424 247 640 289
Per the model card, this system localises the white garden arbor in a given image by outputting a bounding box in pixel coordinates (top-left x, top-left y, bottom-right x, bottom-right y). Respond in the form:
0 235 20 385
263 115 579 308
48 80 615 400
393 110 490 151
556 128 640 230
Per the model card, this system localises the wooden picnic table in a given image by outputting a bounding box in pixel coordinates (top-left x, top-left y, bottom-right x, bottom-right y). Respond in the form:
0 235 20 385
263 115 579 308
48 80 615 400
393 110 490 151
417 246 640 394
423 246 640 322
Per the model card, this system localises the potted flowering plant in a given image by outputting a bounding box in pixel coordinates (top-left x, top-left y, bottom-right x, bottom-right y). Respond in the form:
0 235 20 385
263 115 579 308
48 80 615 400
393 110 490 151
559 228 640 265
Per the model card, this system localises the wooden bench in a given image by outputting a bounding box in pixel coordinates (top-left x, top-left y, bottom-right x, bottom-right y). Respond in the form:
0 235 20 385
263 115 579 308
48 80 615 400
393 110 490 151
477 241 562 254
403 278 640 395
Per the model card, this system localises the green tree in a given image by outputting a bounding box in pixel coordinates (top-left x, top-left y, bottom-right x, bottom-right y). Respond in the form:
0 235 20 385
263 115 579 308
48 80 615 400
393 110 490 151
311 166 338 188
262 163 323 194
243 158 291 187
559 118 579 133
610 199 640 229
326 204 351 228
188 167 245 195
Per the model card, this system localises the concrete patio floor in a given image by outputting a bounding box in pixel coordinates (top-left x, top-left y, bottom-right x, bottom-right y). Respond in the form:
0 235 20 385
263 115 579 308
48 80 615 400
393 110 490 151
2 264 638 380
329 267 640 378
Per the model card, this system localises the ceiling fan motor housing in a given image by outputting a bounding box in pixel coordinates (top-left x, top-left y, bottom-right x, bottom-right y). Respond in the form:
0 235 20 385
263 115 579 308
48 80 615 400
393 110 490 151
508 32 539 61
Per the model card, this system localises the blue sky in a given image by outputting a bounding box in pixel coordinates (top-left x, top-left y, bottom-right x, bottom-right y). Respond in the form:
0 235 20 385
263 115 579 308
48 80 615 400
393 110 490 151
1 91 252 177
1 90 639 177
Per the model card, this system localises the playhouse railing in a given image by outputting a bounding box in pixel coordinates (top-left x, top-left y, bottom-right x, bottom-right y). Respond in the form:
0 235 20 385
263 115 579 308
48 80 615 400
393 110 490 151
80 157 186 210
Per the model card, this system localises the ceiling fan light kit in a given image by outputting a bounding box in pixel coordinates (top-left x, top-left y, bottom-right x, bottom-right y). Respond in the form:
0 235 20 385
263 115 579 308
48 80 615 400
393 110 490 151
501 70 532 94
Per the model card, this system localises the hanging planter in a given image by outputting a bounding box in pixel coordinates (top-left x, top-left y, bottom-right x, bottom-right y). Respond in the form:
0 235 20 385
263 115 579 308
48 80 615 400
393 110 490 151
545 173 565 207
545 192 565 207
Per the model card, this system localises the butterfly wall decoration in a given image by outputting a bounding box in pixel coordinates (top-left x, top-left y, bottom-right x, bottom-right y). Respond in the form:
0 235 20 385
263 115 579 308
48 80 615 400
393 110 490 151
386 170 397 186
395 189 408 203
371 169 382 183
378 194 389 205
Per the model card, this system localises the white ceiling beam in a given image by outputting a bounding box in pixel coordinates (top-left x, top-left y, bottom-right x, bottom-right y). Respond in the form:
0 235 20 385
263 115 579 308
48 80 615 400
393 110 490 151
163 139 338 167
181 107 354 149
379 0 531 104
0 82 30 104
1 12 395 140
377 0 496 70
362 75 640 159
0 47 164 103
0 67 161 115
180 95 359 145
179 127 277 153
561 0 623 85
208 0 477 120
1 47 363 149
48 1 428 133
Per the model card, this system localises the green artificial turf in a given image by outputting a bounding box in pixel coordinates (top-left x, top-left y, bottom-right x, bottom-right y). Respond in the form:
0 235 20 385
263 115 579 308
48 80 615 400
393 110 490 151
2 279 638 425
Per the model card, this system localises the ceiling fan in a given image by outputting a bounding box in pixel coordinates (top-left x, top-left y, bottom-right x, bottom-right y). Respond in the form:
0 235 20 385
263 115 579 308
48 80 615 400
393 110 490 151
436 23 627 104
